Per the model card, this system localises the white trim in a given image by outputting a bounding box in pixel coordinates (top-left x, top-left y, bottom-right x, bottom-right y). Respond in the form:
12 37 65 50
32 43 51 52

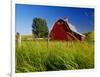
11 1 16 77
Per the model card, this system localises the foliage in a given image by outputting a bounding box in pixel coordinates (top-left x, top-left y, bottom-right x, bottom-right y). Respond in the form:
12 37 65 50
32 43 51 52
32 18 48 38
16 41 94 73
84 31 94 42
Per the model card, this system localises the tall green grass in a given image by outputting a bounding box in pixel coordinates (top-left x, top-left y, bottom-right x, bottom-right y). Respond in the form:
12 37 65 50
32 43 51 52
16 41 94 73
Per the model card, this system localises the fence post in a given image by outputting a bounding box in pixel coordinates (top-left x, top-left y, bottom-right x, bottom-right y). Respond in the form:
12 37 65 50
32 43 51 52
16 32 21 47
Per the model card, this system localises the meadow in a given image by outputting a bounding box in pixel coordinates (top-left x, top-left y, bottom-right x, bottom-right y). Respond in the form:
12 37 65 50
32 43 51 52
15 40 94 73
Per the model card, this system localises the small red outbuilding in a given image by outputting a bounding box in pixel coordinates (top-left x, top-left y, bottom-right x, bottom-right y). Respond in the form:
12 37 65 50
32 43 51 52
49 18 85 41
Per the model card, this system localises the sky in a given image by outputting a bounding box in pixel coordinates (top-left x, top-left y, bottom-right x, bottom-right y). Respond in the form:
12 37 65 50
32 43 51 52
16 4 94 35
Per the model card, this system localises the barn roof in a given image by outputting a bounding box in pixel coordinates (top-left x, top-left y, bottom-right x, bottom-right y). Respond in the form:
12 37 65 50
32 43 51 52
64 19 85 37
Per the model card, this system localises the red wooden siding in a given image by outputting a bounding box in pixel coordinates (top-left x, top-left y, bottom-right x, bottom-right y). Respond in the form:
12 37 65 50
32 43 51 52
50 19 84 41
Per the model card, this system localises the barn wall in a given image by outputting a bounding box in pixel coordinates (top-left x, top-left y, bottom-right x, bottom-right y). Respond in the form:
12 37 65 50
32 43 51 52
50 19 84 41
72 32 84 41
50 21 75 41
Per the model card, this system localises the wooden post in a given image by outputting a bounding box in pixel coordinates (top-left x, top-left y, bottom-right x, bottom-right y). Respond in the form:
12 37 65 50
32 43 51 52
16 32 21 47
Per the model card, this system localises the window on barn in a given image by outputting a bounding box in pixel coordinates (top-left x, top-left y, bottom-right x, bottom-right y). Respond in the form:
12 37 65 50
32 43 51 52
57 22 61 24
57 21 64 24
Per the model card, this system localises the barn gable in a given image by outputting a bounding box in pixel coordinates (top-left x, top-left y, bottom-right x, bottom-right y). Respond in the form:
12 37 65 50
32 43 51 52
50 18 85 41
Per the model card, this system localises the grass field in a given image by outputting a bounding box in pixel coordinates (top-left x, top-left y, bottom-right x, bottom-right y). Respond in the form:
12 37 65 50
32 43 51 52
16 40 94 73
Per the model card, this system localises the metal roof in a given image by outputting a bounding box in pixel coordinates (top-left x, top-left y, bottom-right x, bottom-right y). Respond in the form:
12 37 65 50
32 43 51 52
64 19 85 37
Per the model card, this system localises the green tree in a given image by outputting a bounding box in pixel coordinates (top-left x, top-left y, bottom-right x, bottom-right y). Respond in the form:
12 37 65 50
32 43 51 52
84 31 94 41
32 18 48 38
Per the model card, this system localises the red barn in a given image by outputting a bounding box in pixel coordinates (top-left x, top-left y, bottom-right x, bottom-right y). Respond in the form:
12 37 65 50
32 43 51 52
49 18 85 41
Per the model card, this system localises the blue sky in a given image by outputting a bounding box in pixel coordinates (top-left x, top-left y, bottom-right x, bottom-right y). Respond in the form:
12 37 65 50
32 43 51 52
16 4 94 35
